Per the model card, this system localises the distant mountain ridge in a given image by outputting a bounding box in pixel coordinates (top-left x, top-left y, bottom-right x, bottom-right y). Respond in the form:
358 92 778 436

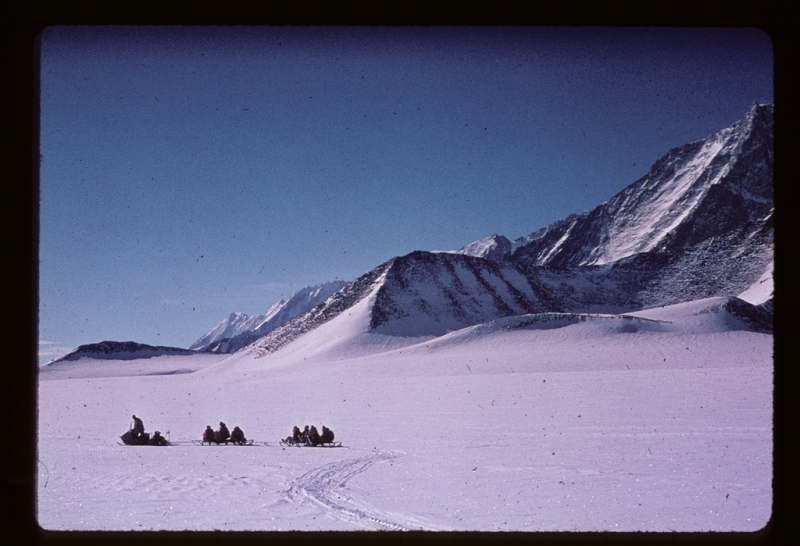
54 341 198 362
190 281 348 353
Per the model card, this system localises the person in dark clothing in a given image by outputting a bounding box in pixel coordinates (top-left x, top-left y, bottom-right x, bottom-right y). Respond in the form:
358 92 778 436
131 415 145 440
301 425 310 444
320 426 334 444
216 422 230 444
150 431 167 446
203 425 215 444
292 426 302 444
230 426 246 445
308 425 321 446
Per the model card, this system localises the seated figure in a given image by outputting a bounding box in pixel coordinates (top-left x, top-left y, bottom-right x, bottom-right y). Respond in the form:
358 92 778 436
230 426 246 445
308 425 321 446
216 422 230 444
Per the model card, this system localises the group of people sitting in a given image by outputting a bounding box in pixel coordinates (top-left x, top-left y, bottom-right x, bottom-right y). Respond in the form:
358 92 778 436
202 422 247 445
289 424 334 446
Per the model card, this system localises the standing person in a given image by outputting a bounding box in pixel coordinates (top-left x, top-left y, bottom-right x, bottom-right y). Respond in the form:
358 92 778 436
216 422 230 444
131 415 145 441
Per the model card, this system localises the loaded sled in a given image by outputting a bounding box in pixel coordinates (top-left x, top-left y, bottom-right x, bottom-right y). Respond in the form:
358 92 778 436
279 437 341 448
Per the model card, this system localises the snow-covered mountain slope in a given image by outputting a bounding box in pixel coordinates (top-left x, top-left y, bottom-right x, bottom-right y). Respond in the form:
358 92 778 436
210 289 772 380
236 239 772 359
240 251 622 356
737 261 773 307
235 247 772 364
625 296 772 333
381 295 771 364
52 341 199 362
511 103 773 267
190 281 347 353
242 262 395 359
437 234 513 261
188 311 264 351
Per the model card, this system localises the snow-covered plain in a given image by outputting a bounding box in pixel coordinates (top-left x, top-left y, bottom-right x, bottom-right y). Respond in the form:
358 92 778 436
37 294 772 532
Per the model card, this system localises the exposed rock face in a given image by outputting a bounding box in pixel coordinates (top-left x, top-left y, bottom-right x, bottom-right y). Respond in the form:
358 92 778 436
55 341 197 362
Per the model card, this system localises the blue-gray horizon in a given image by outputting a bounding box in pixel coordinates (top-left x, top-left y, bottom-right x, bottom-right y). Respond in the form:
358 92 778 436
38 26 773 363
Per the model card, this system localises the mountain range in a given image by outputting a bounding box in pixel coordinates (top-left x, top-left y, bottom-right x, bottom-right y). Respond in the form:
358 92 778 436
53 103 773 363
243 102 773 358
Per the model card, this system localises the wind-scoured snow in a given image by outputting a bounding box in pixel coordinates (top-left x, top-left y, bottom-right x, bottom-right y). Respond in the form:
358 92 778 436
37 296 772 531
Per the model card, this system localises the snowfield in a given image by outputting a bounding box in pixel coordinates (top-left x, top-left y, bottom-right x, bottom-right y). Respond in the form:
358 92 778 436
37 295 772 532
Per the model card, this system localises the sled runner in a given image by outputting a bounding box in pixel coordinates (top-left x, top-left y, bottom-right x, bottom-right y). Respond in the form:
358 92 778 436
119 430 170 446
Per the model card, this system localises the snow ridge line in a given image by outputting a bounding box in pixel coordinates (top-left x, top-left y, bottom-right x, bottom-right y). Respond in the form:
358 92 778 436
284 450 440 531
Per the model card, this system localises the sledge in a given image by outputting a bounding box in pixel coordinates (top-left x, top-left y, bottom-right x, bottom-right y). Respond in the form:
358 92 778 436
279 438 342 448
119 430 170 446
191 439 265 446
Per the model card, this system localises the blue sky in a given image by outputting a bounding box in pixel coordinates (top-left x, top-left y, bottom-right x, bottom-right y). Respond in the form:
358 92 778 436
38 26 773 362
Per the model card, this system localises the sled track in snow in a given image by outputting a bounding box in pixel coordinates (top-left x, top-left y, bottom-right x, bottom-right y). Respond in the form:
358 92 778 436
285 450 447 531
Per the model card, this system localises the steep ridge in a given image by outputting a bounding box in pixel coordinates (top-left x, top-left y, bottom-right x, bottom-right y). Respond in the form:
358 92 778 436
511 103 773 267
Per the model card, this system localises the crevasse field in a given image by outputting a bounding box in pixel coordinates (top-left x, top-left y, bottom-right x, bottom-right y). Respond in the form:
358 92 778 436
37 288 772 532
